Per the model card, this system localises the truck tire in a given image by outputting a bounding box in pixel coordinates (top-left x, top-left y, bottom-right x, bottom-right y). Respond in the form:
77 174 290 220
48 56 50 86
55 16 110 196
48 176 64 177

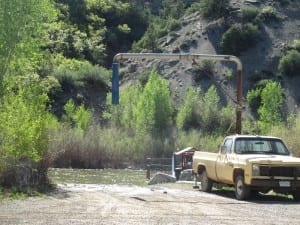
235 175 251 200
199 170 213 192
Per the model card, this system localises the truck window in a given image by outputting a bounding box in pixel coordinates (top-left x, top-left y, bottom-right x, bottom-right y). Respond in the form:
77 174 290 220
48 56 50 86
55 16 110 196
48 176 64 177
235 137 290 155
223 138 233 153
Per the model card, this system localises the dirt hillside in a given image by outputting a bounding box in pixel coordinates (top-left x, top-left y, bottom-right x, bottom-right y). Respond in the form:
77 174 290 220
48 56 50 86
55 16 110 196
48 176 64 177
120 0 300 113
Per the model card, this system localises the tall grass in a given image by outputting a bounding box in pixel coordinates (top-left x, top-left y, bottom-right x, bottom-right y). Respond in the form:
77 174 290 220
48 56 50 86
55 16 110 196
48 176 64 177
268 115 300 156
50 124 226 170
50 125 176 169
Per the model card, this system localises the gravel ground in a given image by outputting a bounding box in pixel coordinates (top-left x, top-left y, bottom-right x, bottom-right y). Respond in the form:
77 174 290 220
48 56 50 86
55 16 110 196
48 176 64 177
0 183 300 225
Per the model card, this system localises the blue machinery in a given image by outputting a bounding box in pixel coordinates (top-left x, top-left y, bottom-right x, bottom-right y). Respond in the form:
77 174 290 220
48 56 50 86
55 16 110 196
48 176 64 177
111 53 243 134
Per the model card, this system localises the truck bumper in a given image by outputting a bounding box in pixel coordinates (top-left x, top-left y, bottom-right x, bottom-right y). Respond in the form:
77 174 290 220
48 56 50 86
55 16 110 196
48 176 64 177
250 179 300 191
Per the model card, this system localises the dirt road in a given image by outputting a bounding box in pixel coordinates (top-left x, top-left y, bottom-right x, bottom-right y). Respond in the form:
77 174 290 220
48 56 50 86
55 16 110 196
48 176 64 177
0 183 300 225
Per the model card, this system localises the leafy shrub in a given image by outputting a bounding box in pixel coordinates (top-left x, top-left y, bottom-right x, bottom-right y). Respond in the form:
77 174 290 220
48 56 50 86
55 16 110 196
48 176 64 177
221 23 260 55
240 6 260 23
198 0 229 20
63 99 93 132
133 70 173 135
260 6 279 22
53 57 110 88
176 87 202 130
224 69 234 80
192 60 215 82
131 16 180 52
278 50 300 77
258 81 283 134
246 88 261 114
0 75 58 187
291 39 300 51
105 70 173 135
177 85 235 134
200 86 235 134
104 82 143 129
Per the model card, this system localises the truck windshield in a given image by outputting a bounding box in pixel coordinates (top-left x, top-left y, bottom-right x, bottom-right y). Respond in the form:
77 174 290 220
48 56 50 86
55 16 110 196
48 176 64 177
235 138 290 155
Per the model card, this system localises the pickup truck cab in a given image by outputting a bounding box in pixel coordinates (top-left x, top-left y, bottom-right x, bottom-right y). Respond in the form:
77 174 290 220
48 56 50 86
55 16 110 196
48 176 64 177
192 134 300 200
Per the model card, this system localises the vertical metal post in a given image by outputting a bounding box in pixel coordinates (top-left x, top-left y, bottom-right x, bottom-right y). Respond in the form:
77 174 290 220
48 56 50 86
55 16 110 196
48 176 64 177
236 69 243 134
146 157 151 179
112 63 119 105
172 153 176 177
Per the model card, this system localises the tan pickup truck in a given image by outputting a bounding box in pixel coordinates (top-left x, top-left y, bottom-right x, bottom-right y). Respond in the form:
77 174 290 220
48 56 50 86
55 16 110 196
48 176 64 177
192 134 300 200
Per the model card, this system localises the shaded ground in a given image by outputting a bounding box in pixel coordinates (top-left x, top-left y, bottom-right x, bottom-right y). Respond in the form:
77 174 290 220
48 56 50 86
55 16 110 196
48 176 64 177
1 183 300 225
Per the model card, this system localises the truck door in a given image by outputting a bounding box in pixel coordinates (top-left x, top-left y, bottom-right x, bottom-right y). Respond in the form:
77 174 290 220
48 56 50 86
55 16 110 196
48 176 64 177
215 138 234 183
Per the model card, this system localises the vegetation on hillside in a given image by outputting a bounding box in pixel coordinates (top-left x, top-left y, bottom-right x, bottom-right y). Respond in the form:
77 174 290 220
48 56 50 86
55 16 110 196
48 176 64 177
0 0 300 192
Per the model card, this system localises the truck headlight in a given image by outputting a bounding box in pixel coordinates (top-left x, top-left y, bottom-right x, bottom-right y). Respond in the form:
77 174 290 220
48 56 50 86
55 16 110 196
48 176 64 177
252 164 260 176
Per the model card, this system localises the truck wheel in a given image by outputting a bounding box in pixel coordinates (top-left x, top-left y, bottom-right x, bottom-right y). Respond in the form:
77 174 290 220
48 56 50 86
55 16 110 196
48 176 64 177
200 170 213 192
292 192 300 201
235 175 251 200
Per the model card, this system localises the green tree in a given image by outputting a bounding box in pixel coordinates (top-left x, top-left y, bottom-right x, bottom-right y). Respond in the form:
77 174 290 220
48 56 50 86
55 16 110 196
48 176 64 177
63 99 93 132
0 75 58 187
104 82 142 129
221 23 259 55
176 87 202 130
246 88 261 115
0 0 56 84
133 70 173 135
199 0 229 20
278 50 300 77
258 81 283 133
51 0 149 65
198 85 235 134
201 86 220 132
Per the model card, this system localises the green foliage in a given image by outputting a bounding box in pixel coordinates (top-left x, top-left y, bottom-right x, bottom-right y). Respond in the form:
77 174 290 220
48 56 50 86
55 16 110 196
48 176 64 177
240 6 260 23
131 16 180 52
291 39 300 51
0 75 59 187
177 85 235 134
260 6 279 22
176 87 202 130
104 82 143 129
246 88 261 114
105 70 173 135
278 50 300 77
198 0 229 20
258 81 283 134
224 69 234 80
159 0 186 19
221 23 260 55
201 86 220 129
202 86 235 134
0 0 56 89
200 86 235 134
192 60 215 82
268 113 300 156
133 70 173 135
63 99 93 132
0 75 57 162
131 23 159 52
51 0 149 65
52 56 110 88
